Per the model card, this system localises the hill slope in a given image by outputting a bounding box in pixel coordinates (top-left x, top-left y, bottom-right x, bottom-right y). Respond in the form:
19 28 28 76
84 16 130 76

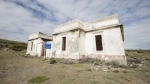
0 38 27 51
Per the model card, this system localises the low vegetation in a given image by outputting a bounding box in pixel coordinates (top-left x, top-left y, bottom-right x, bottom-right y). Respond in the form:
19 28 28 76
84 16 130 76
49 58 57 64
0 38 27 51
28 76 49 83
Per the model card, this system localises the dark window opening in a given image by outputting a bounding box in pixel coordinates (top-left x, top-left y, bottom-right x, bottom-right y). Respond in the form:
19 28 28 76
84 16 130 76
95 35 103 51
31 42 33 51
62 37 66 51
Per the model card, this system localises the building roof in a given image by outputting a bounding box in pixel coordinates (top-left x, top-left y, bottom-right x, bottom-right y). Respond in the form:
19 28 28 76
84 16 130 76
52 14 124 40
28 32 52 41
53 14 122 35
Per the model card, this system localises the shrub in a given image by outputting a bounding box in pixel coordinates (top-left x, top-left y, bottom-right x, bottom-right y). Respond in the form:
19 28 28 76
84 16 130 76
9 44 27 51
50 58 57 64
127 56 142 65
136 50 144 53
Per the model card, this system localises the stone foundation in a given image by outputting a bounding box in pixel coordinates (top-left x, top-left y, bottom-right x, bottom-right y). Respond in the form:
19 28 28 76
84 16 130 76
52 54 127 65
80 55 127 65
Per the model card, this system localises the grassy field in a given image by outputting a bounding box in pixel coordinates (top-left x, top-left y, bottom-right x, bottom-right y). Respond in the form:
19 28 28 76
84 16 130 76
0 38 150 84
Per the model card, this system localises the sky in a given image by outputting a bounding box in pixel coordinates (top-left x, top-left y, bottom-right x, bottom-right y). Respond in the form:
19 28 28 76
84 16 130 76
0 0 150 50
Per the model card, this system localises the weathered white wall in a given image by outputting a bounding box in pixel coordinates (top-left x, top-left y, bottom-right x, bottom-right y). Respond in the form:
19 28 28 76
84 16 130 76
26 38 44 56
84 27 126 64
78 30 85 56
85 27 125 56
53 30 80 59
30 39 38 56
36 38 44 56
103 27 125 55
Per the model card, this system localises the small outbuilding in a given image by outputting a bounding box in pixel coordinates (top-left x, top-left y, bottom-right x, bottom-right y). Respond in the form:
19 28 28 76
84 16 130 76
26 32 53 58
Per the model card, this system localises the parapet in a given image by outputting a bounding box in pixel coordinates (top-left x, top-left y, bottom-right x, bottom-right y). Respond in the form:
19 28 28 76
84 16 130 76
53 14 122 34
28 32 52 41
53 19 84 35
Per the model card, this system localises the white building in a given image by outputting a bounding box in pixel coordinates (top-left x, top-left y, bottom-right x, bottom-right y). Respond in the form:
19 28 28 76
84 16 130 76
26 32 52 58
27 14 126 64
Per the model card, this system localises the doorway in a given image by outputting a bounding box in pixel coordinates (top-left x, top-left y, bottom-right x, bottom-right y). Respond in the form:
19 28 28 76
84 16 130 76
41 44 45 56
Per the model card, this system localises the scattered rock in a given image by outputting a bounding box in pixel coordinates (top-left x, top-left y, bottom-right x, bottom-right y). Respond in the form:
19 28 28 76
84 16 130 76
101 67 108 72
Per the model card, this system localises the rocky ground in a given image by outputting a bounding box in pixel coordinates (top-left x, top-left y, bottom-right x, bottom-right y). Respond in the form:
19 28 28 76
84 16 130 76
0 48 150 84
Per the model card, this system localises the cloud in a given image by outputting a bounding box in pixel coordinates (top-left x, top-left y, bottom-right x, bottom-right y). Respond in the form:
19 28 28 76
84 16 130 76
124 18 150 50
0 0 54 42
0 0 150 49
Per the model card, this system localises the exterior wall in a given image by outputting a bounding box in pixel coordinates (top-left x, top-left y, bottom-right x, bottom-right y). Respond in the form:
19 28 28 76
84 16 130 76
36 38 44 56
78 30 85 56
26 38 44 56
84 27 126 64
30 39 38 56
102 27 125 55
52 30 80 59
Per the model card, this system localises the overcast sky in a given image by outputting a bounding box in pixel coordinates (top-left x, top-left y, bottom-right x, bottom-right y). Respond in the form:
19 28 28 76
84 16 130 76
0 0 150 50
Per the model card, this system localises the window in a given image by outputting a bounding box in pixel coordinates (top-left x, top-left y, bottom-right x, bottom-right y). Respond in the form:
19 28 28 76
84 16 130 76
62 37 66 51
95 35 103 51
31 42 33 51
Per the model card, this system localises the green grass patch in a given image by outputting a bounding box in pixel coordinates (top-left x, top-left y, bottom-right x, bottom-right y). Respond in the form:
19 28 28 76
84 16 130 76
28 76 49 83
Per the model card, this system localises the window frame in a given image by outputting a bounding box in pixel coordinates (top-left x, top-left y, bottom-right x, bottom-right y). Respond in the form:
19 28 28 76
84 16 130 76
95 35 103 51
62 36 66 51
